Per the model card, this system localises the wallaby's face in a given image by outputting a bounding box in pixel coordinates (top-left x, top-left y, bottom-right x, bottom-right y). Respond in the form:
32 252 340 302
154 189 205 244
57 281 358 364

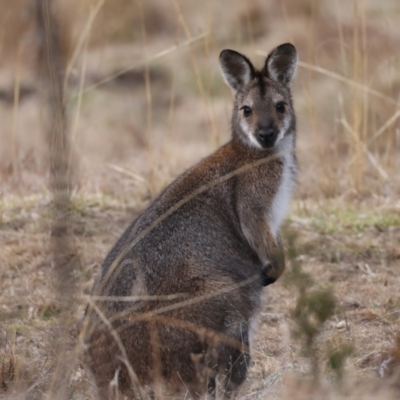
220 44 297 150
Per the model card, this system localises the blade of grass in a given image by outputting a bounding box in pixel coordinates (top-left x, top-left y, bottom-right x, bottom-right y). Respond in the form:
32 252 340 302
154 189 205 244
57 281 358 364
256 50 398 107
81 31 209 94
63 0 105 93
340 118 388 181
171 0 219 147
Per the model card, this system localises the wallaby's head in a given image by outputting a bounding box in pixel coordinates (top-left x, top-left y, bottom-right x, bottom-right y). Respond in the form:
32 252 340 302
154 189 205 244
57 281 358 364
220 43 297 150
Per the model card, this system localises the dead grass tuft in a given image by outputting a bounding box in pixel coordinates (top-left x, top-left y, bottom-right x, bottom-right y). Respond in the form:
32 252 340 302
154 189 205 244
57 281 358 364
0 334 19 393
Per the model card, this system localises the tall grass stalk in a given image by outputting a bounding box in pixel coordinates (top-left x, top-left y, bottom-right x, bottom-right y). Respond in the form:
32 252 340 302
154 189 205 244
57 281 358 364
172 0 219 148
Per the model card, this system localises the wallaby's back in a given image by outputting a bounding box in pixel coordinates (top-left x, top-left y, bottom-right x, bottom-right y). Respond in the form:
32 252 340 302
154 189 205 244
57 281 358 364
84 43 298 399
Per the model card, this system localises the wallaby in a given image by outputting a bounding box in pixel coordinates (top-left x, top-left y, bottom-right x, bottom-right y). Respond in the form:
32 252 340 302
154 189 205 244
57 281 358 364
84 43 298 399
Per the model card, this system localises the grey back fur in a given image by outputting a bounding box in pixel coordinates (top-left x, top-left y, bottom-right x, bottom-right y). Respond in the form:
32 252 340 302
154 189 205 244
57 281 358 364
84 43 298 399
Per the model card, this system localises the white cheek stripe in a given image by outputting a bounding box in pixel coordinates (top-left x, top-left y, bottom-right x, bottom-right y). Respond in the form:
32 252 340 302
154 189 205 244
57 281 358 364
239 120 262 149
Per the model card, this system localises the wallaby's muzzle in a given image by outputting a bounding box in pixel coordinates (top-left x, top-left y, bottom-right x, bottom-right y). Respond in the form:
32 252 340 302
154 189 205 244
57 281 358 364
257 126 278 148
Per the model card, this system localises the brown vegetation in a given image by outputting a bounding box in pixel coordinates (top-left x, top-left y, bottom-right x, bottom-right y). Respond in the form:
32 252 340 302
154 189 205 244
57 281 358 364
1 0 400 398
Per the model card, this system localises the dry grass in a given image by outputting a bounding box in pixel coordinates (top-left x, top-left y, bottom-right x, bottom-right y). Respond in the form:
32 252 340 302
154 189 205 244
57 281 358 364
1 194 400 398
1 0 400 398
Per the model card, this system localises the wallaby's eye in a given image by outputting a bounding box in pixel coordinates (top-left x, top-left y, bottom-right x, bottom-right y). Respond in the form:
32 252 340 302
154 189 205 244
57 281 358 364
276 102 286 114
240 106 252 117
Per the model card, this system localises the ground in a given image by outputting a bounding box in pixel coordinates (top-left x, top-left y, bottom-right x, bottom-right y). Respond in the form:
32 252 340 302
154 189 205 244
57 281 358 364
1 193 399 398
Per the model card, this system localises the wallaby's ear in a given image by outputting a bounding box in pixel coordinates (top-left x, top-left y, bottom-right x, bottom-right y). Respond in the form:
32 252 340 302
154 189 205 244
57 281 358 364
263 43 297 86
219 49 255 92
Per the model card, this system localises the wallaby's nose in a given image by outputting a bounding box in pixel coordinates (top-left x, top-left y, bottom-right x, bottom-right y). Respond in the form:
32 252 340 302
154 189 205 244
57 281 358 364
258 127 277 148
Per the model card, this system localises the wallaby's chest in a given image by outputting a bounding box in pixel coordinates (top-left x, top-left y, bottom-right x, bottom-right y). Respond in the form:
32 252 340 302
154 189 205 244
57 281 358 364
269 152 296 238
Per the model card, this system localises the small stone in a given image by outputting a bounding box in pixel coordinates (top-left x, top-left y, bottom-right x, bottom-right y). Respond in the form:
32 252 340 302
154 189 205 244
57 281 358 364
341 298 361 309
336 320 347 331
